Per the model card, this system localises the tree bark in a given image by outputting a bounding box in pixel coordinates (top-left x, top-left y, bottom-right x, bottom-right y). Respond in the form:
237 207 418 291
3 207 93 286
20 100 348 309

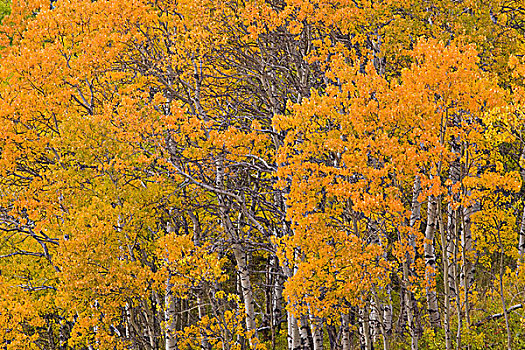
165 217 177 350
424 193 441 328
341 313 351 350
232 244 258 342
369 298 379 344
371 290 389 350
309 313 323 350
439 201 452 350
299 315 312 350
518 146 525 260
497 225 513 350
519 204 525 261
446 136 462 304
271 255 284 331
165 275 177 350
288 312 302 350
461 202 477 332
405 176 421 350
215 157 258 345
359 305 372 350
383 285 393 340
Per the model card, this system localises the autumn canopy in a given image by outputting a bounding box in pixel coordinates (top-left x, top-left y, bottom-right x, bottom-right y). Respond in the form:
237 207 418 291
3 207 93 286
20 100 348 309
0 0 525 349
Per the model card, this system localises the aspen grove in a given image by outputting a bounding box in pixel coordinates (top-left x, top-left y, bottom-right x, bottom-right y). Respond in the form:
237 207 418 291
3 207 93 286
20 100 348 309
1 0 525 349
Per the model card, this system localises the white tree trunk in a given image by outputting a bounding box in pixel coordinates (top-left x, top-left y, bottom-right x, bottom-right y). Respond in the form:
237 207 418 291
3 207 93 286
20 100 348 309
271 256 284 330
359 306 372 350
341 313 351 350
299 315 311 350
232 244 258 341
519 206 525 260
288 312 301 350
383 286 393 339
372 290 390 350
309 313 323 350
439 203 452 350
216 157 258 345
424 194 440 328
519 146 525 259
165 275 177 350
369 298 379 344
405 176 421 350
374 221 392 348
461 200 478 329
446 137 462 302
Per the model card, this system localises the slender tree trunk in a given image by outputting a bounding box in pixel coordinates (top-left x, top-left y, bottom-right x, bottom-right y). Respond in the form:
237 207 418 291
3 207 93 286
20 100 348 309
142 302 156 350
403 263 418 350
279 248 301 350
359 305 372 350
125 302 131 340
519 205 525 261
396 286 407 334
372 290 390 350
288 312 302 350
460 141 477 294
424 193 441 328
376 223 393 346
446 136 464 350
341 313 351 350
439 201 452 350
165 275 177 350
454 209 462 350
383 285 393 341
266 257 275 350
447 136 461 304
299 315 312 350
309 312 323 350
497 225 513 350
232 244 258 341
215 158 258 345
273 131 301 350
165 216 177 350
518 146 525 260
409 176 422 229
369 298 379 344
461 203 476 334
446 203 458 302
271 256 284 331
404 176 421 350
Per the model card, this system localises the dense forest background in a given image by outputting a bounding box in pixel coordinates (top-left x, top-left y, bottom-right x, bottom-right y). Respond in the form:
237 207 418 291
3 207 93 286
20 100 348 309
1 0 525 349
